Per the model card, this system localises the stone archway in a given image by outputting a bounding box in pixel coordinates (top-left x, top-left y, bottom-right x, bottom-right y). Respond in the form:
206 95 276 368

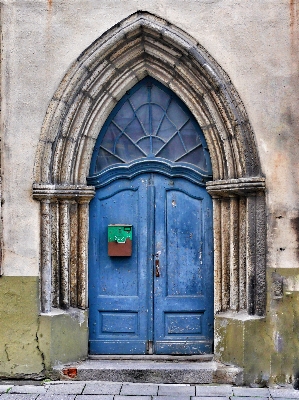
33 12 266 320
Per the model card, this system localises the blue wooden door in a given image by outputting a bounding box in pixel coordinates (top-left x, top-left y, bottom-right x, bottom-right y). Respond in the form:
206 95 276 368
89 173 213 355
153 174 213 354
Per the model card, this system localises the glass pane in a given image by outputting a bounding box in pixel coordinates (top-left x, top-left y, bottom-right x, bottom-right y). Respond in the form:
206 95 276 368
180 120 201 151
91 78 211 176
101 124 121 153
151 104 165 135
151 85 171 110
152 136 165 154
136 104 150 135
125 118 145 142
137 137 151 154
116 134 144 162
130 85 148 110
178 146 208 171
113 100 134 129
167 101 189 129
95 148 124 172
156 117 176 141
157 134 185 161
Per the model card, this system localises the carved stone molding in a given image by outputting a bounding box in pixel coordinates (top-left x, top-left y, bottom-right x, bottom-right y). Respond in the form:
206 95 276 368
33 185 95 312
206 177 266 197
207 178 266 316
34 12 262 186
33 12 266 316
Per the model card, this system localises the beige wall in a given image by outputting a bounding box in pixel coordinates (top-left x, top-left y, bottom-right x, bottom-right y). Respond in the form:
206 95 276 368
1 0 299 383
1 0 298 277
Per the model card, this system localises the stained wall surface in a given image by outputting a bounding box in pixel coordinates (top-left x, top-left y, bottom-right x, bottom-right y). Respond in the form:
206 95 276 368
0 0 298 383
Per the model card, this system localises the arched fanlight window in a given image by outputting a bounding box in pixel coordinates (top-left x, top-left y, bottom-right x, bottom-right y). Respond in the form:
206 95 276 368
89 77 212 179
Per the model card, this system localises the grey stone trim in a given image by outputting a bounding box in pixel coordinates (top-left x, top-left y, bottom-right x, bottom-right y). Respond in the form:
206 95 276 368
207 179 266 315
33 185 95 312
33 12 262 185
32 184 95 201
40 200 52 313
32 12 266 316
206 177 266 196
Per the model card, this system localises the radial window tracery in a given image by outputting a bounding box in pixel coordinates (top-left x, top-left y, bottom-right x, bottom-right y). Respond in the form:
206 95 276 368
90 77 211 176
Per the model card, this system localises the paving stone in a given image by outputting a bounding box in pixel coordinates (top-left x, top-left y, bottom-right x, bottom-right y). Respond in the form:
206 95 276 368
192 397 229 400
272 398 299 400
153 396 191 400
83 383 122 395
45 383 85 395
120 383 159 395
0 395 38 400
233 397 269 400
269 388 299 398
37 396 76 400
233 387 270 397
158 384 195 396
10 385 47 394
114 396 152 400
274 397 299 400
196 385 233 396
0 386 14 394
76 396 114 400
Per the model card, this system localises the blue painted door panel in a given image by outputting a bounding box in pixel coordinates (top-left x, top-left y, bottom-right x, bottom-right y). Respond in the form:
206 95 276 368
89 177 152 354
89 173 213 354
153 175 213 354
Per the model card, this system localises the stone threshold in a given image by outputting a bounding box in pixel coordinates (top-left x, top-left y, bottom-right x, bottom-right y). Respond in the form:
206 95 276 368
53 358 243 385
89 354 213 362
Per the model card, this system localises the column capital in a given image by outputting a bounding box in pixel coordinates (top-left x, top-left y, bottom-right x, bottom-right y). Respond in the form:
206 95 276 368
206 177 265 197
32 184 95 202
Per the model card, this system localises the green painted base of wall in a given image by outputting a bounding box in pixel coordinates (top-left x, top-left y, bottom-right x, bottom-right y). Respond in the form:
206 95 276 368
38 308 88 374
0 276 43 378
215 268 299 386
2 270 299 384
215 312 271 385
0 276 88 379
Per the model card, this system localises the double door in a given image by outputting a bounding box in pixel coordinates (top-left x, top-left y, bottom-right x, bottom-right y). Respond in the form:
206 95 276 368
89 173 213 354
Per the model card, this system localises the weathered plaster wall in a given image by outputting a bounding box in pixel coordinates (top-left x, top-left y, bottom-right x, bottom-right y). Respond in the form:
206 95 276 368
0 276 88 378
1 0 298 276
215 268 299 385
0 0 298 383
0 277 44 377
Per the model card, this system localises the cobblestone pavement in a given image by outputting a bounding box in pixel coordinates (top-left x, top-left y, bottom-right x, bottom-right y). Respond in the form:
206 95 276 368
0 381 299 400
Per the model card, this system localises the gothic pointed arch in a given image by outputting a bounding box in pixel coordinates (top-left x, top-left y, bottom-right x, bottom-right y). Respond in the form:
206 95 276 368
33 12 266 317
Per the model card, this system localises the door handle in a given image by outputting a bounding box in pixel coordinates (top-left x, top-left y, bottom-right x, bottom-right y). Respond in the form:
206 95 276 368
154 252 161 277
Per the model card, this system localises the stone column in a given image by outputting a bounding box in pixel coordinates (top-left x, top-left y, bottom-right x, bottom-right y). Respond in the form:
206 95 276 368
69 201 78 308
40 199 52 313
254 193 266 316
77 199 89 309
238 197 247 310
221 198 230 311
246 195 257 315
206 177 266 316
212 197 222 313
51 201 60 308
59 200 71 309
229 196 239 311
33 184 95 313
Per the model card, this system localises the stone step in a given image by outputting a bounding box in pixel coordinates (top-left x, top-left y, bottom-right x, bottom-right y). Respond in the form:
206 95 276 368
53 358 243 385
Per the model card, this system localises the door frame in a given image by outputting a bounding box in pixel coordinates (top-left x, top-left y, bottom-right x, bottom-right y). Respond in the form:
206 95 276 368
32 12 266 368
88 171 214 355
